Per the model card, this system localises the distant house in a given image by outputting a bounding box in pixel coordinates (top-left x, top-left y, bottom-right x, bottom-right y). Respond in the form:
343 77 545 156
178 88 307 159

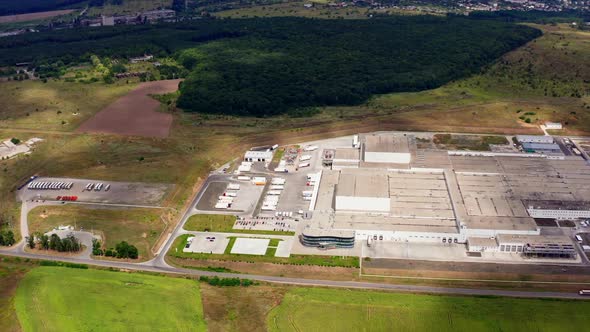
304 3 314 8
129 55 154 63
101 16 115 26
545 122 563 130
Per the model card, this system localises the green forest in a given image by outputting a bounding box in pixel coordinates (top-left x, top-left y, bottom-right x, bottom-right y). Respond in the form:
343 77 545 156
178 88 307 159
0 16 541 116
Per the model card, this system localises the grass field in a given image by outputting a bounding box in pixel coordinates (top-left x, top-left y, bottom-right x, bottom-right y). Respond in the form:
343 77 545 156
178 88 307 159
87 0 172 16
15 266 206 332
170 234 359 268
0 257 36 332
28 205 165 259
267 287 590 331
0 9 75 23
201 283 286 331
0 80 136 131
215 1 424 20
184 214 237 232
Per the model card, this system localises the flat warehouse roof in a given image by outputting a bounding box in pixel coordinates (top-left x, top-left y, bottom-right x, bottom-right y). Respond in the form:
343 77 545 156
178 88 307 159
333 213 458 233
364 134 409 153
334 148 360 160
463 216 538 231
516 135 554 143
497 234 573 245
336 170 389 198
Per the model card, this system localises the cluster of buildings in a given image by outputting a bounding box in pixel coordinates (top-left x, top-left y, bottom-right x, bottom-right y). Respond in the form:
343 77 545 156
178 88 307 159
0 137 43 160
80 9 176 27
300 132 589 260
516 135 562 155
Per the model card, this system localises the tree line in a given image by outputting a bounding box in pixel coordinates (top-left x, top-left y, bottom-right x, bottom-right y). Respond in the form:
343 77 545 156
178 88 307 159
28 233 82 253
0 16 541 116
92 239 139 259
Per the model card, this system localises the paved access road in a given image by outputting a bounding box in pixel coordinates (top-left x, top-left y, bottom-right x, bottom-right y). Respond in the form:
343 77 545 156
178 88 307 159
0 248 587 300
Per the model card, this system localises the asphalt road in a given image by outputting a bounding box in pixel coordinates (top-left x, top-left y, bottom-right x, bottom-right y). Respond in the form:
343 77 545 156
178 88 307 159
0 248 587 300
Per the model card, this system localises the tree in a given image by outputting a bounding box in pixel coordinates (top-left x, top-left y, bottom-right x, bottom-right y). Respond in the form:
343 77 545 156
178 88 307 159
27 235 35 249
114 241 139 259
1 230 16 246
40 234 49 250
92 239 103 256
10 138 20 145
49 234 60 250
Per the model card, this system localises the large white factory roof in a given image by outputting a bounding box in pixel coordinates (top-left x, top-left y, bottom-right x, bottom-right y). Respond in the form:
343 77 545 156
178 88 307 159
336 170 389 198
364 134 409 153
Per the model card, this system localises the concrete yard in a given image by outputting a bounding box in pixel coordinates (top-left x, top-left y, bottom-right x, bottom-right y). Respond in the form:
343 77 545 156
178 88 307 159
17 177 172 206
230 238 270 255
183 234 229 254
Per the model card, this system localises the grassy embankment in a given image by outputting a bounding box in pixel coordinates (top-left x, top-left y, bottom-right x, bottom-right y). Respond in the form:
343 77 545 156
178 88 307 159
14 266 206 332
184 214 295 236
169 234 358 268
267 287 590 331
432 134 509 151
27 205 164 260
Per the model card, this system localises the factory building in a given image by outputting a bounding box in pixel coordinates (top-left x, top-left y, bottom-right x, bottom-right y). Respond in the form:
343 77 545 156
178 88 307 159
298 132 586 259
525 200 590 219
331 148 360 170
522 142 562 154
244 150 273 162
300 229 355 249
334 171 390 213
362 134 411 164
467 234 576 259
516 135 554 144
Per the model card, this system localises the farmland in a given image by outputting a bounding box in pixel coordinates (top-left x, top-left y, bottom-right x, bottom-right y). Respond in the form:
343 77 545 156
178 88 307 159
77 79 181 138
14 266 206 331
267 287 590 331
0 9 75 24
28 205 165 260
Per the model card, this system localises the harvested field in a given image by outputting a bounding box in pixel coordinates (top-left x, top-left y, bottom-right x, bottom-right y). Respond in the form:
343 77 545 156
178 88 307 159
0 10 75 23
77 79 181 138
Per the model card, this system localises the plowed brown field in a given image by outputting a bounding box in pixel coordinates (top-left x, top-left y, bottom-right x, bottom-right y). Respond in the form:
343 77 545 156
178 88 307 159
77 79 181 138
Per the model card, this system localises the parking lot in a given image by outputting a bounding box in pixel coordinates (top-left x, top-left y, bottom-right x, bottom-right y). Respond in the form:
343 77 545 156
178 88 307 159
195 179 264 214
234 216 298 233
17 177 172 206
183 234 229 254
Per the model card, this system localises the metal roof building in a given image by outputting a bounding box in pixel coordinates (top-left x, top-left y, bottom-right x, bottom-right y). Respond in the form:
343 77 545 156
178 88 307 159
516 135 554 144
521 142 562 154
363 134 411 164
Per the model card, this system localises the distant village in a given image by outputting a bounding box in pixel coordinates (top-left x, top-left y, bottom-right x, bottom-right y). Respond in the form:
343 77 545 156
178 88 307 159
304 0 590 14
1 0 589 39
0 8 189 38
